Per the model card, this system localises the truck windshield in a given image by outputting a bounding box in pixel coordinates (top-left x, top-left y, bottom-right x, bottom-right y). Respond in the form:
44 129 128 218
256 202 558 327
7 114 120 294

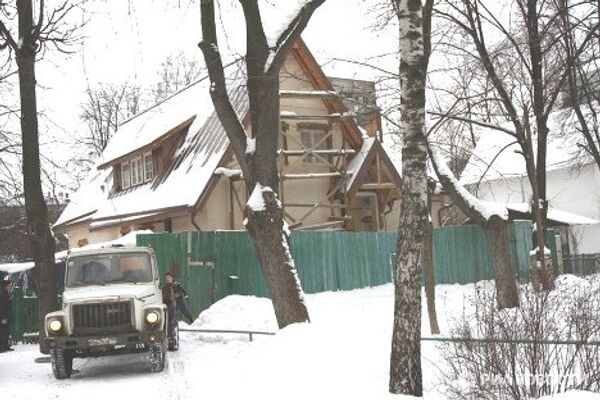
66 252 153 287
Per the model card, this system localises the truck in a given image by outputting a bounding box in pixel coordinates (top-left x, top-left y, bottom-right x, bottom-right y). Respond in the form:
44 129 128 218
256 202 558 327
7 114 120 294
44 246 179 379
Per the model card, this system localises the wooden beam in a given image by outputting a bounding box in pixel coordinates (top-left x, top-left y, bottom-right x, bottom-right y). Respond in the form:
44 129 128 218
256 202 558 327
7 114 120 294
359 183 398 190
295 220 345 230
280 90 338 99
284 203 347 208
280 114 354 121
278 149 355 156
283 172 344 180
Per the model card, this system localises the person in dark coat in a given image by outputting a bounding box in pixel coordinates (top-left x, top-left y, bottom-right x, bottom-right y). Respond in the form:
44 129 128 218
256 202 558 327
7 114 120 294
164 272 194 324
0 279 14 352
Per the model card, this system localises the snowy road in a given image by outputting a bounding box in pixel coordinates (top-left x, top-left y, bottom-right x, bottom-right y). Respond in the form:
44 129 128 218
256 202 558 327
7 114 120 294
2 281 600 400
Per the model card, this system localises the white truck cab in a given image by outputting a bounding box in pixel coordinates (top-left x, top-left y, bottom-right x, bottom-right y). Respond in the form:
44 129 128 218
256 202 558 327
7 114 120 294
45 246 178 379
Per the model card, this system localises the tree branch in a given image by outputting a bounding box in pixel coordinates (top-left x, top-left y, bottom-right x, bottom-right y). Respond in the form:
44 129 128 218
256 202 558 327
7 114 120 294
198 0 249 174
428 110 518 137
265 0 325 74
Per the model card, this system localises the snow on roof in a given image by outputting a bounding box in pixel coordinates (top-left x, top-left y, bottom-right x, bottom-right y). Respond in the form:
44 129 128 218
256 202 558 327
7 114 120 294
97 61 245 167
346 137 375 191
57 64 248 227
0 262 35 274
460 104 599 185
54 166 112 227
381 140 402 177
501 202 600 225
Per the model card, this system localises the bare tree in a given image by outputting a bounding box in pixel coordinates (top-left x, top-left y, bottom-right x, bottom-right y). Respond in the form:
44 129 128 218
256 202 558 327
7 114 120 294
556 0 600 172
80 83 142 156
152 51 204 102
428 145 519 309
434 0 598 291
388 0 434 395
198 1 326 328
0 0 80 353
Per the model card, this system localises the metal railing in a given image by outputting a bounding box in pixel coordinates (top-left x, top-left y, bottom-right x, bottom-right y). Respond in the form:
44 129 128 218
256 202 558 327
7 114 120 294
179 327 275 342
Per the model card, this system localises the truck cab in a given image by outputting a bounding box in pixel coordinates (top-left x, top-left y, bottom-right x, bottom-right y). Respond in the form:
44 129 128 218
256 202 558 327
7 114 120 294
44 246 178 379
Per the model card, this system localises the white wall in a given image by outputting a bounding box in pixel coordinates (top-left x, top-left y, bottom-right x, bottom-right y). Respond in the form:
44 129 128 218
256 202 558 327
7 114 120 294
471 163 600 253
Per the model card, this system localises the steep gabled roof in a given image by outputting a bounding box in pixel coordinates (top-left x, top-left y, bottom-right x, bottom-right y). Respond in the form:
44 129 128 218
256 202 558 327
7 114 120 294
55 67 248 230
55 39 369 231
346 137 402 198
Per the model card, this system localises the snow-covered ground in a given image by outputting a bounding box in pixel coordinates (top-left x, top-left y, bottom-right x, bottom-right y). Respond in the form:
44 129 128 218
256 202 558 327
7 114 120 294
1 278 599 400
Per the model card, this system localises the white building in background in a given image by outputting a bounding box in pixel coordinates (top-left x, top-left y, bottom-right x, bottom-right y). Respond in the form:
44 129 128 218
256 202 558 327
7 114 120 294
459 107 600 254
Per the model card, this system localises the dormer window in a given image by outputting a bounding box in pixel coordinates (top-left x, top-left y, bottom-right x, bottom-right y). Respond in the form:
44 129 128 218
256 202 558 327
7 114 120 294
132 155 143 186
118 151 155 191
144 152 154 182
121 162 131 189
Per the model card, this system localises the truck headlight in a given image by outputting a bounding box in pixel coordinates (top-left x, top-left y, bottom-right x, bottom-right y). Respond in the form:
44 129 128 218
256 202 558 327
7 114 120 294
145 311 160 324
48 319 62 333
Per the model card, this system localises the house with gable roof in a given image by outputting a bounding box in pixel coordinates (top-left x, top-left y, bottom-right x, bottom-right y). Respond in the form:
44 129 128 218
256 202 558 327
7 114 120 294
54 40 403 248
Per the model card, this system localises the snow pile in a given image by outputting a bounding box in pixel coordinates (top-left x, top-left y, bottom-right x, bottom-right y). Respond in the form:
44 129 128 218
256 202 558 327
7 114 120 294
190 295 277 342
2 277 600 400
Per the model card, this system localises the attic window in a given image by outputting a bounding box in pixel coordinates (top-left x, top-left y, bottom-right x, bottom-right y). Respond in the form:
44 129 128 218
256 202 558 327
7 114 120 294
144 152 154 182
134 156 144 186
121 162 131 189
119 151 154 190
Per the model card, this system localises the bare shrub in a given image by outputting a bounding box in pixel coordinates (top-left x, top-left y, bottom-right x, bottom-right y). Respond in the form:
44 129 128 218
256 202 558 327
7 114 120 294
440 276 600 399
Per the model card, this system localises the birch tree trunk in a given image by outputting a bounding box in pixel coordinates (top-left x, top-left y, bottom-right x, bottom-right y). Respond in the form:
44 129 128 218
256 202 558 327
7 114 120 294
15 0 58 354
389 0 428 395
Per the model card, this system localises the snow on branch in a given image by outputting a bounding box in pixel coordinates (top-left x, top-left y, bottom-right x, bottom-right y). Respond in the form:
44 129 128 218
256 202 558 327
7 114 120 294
430 147 508 222
264 0 325 73
246 183 281 213
214 167 243 178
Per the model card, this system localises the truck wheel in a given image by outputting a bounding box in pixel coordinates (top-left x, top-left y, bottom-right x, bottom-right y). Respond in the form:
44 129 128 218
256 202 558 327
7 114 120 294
148 342 166 372
51 348 73 379
168 324 179 351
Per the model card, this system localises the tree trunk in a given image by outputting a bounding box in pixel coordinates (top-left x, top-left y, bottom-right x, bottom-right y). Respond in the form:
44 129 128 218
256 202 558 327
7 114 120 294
526 0 554 292
484 216 520 309
199 0 316 329
522 113 554 292
15 0 58 354
422 221 440 334
428 149 520 309
245 190 309 328
389 0 427 395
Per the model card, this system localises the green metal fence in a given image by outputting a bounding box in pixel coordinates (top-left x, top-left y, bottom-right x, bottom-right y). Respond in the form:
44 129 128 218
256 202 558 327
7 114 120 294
565 253 600 275
7 221 557 341
137 230 398 318
136 222 537 318
10 289 38 342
